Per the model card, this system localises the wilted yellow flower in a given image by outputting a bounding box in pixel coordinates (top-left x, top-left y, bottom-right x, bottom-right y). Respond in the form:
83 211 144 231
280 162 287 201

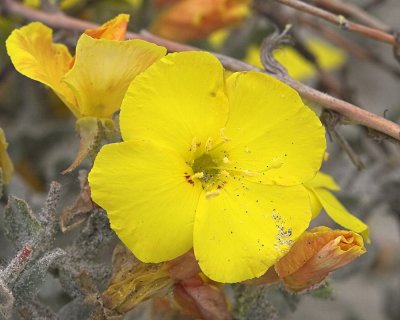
89 51 326 282
151 0 250 42
6 14 166 120
0 128 14 185
6 15 166 171
305 172 369 241
275 226 366 292
246 39 346 81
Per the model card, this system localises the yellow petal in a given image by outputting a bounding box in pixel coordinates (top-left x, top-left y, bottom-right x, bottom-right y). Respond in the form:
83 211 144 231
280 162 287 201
275 226 365 292
307 188 323 220
305 171 340 191
193 180 311 283
120 51 228 157
217 72 325 185
63 34 166 119
0 128 14 185
85 14 130 41
6 22 79 117
88 140 203 262
313 188 369 242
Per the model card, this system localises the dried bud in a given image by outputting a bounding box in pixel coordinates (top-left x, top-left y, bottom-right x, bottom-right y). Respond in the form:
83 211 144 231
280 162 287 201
101 244 173 314
151 0 250 42
275 226 366 292
167 251 230 319
174 275 231 320
167 250 201 281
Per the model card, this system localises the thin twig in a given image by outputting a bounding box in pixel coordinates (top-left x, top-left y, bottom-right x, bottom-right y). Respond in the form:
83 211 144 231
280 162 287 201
322 111 365 170
274 0 397 45
311 0 390 31
3 0 400 141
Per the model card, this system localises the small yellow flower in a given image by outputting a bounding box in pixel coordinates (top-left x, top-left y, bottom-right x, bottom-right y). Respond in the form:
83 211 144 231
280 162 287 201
275 226 366 292
89 51 326 282
6 15 166 119
246 39 346 81
305 172 369 242
151 0 250 42
0 128 14 185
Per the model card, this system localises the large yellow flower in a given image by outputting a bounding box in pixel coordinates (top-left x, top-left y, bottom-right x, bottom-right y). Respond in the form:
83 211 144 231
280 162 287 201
305 172 369 241
89 51 326 282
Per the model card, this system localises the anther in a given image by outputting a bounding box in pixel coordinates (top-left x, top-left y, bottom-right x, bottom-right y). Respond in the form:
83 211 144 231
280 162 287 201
205 137 213 152
191 172 204 179
190 137 201 153
205 189 221 199
242 169 258 177
220 128 231 142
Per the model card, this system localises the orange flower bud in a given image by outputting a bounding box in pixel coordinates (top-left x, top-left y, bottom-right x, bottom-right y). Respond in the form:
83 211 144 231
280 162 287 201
151 0 250 41
84 14 129 41
275 226 366 292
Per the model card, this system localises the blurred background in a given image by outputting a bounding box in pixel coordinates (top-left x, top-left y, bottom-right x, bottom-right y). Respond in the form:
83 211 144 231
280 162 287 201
0 0 399 319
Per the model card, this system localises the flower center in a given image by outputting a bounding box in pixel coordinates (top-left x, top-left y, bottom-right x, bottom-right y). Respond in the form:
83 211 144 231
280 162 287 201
189 152 229 197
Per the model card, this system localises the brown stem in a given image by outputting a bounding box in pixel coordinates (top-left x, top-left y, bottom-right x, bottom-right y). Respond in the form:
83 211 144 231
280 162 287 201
274 0 397 45
312 0 390 31
3 0 400 141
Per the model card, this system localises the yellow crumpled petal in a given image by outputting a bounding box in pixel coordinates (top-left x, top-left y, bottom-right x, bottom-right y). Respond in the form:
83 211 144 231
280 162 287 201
0 128 14 185
7 15 165 120
6 22 79 117
275 226 365 292
63 34 166 118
